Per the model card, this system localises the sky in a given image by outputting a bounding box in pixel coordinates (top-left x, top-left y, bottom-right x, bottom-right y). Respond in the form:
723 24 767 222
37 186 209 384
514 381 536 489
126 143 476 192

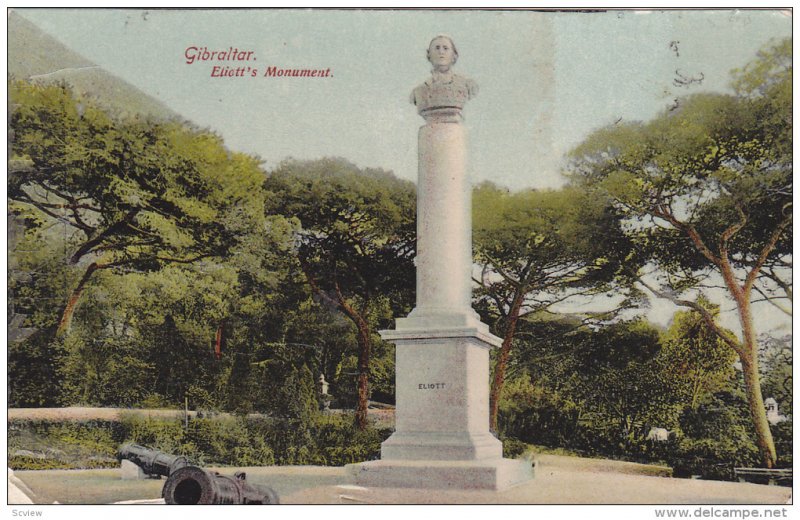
10 8 793 334
15 8 791 194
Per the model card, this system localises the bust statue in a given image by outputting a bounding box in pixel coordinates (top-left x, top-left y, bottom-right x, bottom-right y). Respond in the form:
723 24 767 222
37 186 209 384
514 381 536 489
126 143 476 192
411 35 478 122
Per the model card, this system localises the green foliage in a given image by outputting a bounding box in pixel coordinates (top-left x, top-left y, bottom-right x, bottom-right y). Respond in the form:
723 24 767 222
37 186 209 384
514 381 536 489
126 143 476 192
661 305 738 409
8 413 391 470
473 182 635 322
264 157 416 322
771 420 792 468
497 313 764 477
761 334 792 411
670 392 761 480
250 357 319 420
9 79 267 338
501 437 529 459
473 181 637 430
8 329 63 407
500 318 680 455
498 375 582 448
263 158 416 425
569 39 791 287
50 267 226 408
8 420 124 470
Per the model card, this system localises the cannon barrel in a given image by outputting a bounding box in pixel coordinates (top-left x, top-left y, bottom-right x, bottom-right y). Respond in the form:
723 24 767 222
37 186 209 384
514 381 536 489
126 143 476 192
117 443 189 478
162 466 279 505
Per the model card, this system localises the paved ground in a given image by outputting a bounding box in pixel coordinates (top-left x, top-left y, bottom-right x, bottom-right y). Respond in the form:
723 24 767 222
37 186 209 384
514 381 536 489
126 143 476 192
11 454 791 505
7 470 34 504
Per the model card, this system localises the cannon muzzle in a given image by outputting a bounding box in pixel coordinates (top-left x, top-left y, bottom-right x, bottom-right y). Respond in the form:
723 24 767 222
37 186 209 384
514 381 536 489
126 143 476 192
117 443 189 478
162 466 279 504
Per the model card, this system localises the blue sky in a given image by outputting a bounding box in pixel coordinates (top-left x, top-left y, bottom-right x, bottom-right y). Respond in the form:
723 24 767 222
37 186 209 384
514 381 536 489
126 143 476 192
16 9 791 192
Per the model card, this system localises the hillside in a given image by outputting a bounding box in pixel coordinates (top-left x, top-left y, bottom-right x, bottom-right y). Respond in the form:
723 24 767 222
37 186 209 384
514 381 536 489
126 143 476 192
8 11 179 120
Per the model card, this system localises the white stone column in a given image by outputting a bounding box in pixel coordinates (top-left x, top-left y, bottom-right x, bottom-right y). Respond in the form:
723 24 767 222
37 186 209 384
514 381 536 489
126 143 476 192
347 37 533 491
414 121 472 314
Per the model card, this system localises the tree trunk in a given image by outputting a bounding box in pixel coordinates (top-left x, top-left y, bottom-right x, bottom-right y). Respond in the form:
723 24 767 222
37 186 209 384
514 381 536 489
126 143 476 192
740 351 776 468
489 293 524 432
335 300 372 431
736 296 777 468
56 262 100 337
354 318 372 431
297 263 374 431
716 254 778 468
214 321 225 360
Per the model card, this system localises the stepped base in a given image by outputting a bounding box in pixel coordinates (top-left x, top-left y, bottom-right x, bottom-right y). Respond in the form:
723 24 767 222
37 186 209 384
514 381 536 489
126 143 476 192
347 458 534 491
381 430 502 460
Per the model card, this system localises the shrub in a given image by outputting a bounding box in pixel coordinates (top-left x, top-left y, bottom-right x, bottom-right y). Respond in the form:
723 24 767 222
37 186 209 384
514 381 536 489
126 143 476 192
8 419 124 470
501 438 529 459
9 413 392 470
771 420 792 468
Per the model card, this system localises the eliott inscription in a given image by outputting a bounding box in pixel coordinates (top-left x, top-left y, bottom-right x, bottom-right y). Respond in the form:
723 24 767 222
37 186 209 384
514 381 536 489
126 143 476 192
418 383 446 390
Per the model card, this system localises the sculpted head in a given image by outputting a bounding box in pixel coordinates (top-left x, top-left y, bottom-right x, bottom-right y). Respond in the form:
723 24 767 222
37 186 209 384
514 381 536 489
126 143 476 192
426 35 458 71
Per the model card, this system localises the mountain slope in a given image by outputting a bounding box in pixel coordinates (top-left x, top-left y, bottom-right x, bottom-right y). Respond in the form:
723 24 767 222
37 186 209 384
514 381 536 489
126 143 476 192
8 11 179 120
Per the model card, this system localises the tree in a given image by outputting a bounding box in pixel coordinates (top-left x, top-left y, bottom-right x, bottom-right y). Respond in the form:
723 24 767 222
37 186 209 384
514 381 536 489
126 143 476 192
9 80 266 337
567 320 680 444
8 212 70 405
567 39 791 467
661 302 738 410
502 317 682 454
473 183 634 431
51 262 239 407
264 158 416 429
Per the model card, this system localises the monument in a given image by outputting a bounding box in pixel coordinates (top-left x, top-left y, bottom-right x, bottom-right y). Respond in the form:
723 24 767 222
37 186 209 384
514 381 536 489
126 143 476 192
349 36 534 490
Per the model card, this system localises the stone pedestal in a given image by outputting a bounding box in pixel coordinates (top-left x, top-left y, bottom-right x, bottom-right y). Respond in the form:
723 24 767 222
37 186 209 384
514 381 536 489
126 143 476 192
380 331 501 462
351 319 532 490
120 459 147 480
348 64 533 490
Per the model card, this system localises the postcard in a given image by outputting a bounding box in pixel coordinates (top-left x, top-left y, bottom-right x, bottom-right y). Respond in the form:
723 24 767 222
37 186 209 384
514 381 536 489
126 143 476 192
6 8 793 514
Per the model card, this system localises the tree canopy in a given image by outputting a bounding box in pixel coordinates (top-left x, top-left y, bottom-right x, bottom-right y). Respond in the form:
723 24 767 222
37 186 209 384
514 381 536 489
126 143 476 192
9 80 267 335
264 158 416 428
473 182 634 430
567 38 791 467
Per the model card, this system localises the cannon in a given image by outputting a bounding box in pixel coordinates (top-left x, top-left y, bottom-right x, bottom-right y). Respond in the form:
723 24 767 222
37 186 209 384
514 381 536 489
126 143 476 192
117 443 190 478
162 466 279 504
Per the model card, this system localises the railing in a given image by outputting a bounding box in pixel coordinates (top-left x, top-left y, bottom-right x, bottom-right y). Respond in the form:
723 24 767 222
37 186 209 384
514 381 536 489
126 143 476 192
734 467 792 486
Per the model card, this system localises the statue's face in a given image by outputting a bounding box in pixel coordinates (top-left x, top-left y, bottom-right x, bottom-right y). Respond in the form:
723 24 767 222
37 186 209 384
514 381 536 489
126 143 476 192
428 37 456 68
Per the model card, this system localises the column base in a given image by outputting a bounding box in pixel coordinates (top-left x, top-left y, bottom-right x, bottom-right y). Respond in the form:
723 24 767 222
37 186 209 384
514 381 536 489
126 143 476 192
346 458 534 491
381 430 502 460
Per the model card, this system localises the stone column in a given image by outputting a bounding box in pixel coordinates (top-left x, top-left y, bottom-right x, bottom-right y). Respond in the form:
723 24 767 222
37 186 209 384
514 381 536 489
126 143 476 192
348 36 533 491
414 118 472 315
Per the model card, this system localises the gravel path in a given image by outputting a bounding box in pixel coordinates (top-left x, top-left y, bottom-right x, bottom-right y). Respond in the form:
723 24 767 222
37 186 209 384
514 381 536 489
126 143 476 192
11 457 790 505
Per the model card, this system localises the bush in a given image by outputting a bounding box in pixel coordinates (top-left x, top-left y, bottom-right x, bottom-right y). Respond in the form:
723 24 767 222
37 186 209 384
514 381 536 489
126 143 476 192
501 437 529 459
8 413 392 470
8 419 125 470
668 436 759 480
8 330 63 407
771 419 792 468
